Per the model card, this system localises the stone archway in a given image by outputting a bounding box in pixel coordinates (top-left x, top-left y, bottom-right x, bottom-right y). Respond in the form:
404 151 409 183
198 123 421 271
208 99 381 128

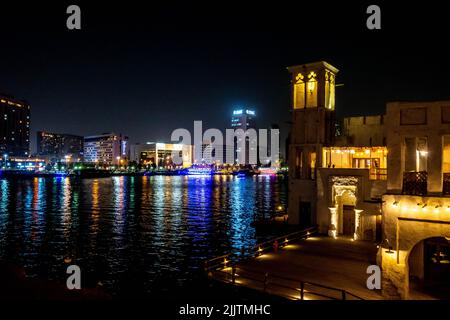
381 220 450 299
328 183 362 238
336 188 356 235
408 236 450 299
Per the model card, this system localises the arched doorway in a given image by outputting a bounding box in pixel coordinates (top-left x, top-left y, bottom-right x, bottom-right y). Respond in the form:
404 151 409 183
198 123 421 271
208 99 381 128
341 190 356 236
409 237 450 299
333 186 356 236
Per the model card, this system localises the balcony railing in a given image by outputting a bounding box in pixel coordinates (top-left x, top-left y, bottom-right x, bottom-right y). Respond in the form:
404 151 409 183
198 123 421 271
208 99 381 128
443 173 450 195
402 171 427 196
369 168 387 180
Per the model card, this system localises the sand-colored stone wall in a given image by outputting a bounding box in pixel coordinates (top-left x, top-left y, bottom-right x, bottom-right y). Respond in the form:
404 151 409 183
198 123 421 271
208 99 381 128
380 194 450 298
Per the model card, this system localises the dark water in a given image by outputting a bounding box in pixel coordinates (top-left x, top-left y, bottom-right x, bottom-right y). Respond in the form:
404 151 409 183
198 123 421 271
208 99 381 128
0 175 287 297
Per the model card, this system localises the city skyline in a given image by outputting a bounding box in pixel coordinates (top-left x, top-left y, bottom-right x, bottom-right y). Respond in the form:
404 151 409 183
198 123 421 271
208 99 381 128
2 1 450 307
1 3 450 157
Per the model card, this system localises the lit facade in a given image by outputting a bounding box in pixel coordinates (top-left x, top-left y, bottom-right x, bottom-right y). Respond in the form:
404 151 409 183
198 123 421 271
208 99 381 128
288 63 387 239
380 101 450 299
231 109 257 165
84 133 128 165
288 61 450 299
130 142 192 168
0 94 30 157
2 157 46 171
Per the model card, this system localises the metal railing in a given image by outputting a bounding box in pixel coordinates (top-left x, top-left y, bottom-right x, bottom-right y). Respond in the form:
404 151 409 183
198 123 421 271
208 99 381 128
369 168 387 180
204 226 318 272
443 173 450 195
402 171 427 195
210 265 364 300
204 225 365 300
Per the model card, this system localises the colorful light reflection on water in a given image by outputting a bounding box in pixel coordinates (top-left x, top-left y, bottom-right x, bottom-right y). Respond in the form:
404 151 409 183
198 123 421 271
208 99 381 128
0 175 287 296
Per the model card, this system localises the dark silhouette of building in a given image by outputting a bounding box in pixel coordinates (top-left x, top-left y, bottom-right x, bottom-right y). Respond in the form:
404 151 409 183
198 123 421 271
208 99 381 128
0 93 30 157
37 131 84 161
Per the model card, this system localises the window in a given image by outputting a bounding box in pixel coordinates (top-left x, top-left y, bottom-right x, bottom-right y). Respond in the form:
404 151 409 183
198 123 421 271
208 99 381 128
404 137 427 172
293 73 305 109
443 136 450 172
295 148 303 179
306 71 318 107
309 152 316 180
325 71 335 110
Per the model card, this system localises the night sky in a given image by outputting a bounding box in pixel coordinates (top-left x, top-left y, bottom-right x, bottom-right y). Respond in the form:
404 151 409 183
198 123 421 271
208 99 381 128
0 1 449 155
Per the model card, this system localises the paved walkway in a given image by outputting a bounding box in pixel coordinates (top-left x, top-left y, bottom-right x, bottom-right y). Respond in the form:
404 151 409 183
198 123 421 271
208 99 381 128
214 236 383 300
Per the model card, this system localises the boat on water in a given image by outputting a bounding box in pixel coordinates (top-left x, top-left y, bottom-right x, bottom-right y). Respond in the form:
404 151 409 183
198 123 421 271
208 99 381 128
258 167 279 175
181 165 214 176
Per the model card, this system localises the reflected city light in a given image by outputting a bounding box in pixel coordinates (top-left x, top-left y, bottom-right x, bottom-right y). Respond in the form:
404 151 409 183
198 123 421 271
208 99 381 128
0 175 287 296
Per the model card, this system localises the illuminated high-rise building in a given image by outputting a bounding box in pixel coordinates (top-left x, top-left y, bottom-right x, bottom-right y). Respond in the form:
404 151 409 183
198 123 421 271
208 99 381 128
231 109 257 165
0 94 30 157
231 109 256 131
84 133 128 165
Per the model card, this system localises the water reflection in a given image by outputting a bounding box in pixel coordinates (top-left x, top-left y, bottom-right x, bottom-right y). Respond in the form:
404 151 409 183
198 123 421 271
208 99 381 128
0 175 287 296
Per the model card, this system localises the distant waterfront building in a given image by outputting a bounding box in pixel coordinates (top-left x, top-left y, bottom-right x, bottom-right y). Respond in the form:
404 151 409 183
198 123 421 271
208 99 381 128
261 123 280 167
0 93 31 157
37 131 84 161
231 109 257 165
200 143 242 166
84 133 128 165
130 142 192 168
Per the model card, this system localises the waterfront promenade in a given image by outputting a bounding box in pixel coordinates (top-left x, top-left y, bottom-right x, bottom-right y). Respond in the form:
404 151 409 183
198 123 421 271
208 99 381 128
210 236 383 300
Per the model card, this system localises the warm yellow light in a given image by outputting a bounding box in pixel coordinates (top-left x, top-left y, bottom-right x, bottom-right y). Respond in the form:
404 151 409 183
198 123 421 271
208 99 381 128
307 81 315 92
365 149 370 155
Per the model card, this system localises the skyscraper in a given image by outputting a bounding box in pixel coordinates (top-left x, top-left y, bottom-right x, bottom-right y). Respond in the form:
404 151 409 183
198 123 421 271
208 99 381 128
37 131 84 161
231 109 256 165
0 94 30 157
231 109 256 131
